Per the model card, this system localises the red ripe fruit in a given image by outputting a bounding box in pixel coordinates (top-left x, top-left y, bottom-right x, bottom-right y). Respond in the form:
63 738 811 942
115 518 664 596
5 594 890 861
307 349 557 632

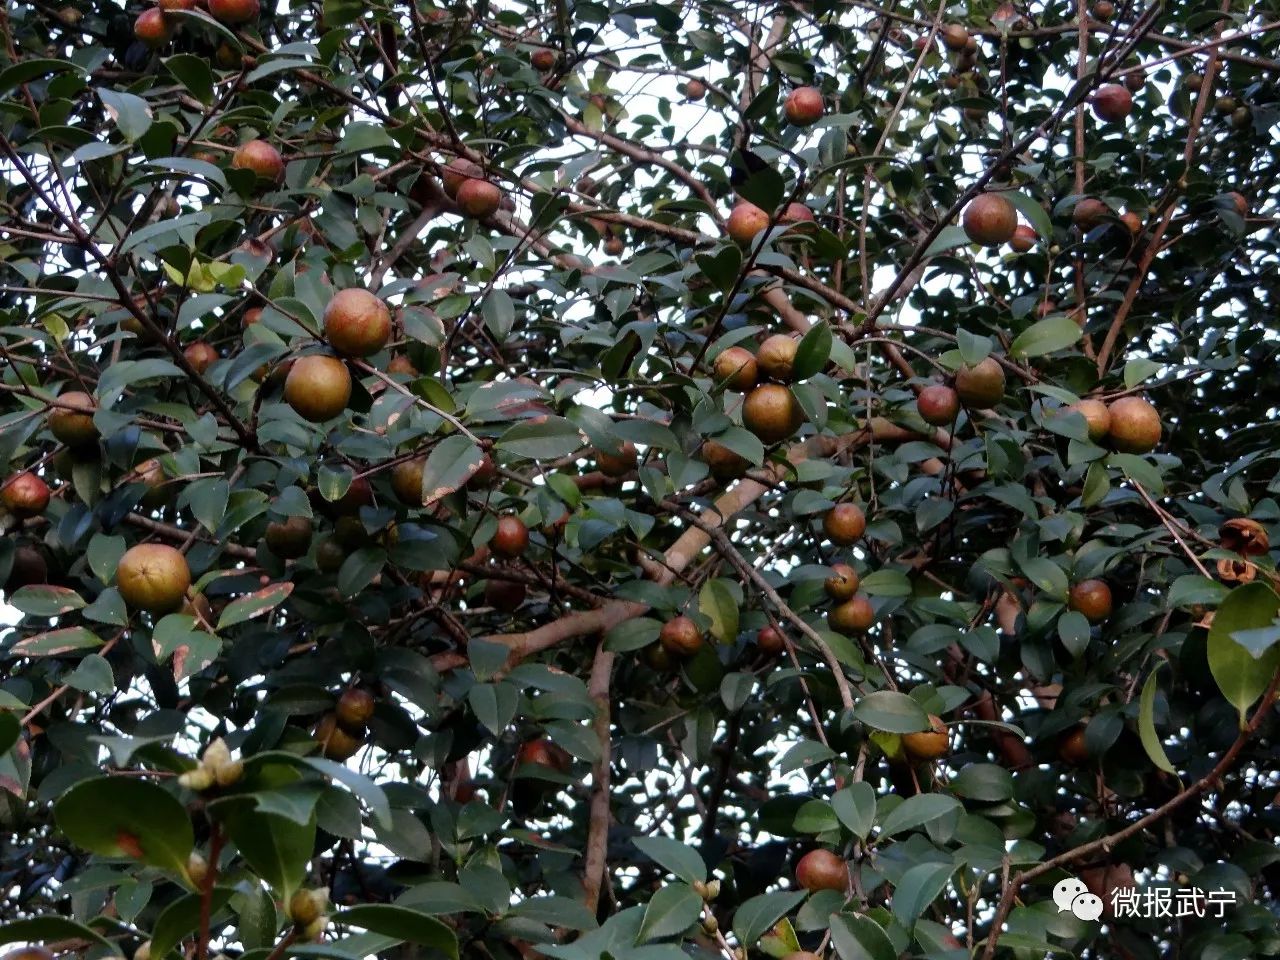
1092 84 1133 123
490 515 529 559
784 86 825 126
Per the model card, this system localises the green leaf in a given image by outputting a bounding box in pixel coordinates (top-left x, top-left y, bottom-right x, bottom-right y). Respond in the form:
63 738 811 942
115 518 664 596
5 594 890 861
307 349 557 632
1168 575 1229 609
828 913 895 960
334 906 458 958
1057 610 1091 659
950 763 1014 801
695 244 743 291
66 654 114 694
468 682 519 735
859 570 912 597
699 578 739 644
1123 358 1161 389
1138 664 1177 775
0 711 17 756
55 777 194 874
1207 583 1280 724
1009 316 1081 358
0 58 85 95
420 435 485 506
794 799 840 833
0 918 117 954
151 888 237 958
496 417 584 459
322 0 365 28
890 862 953 926
219 804 315 898
338 547 385 598
923 224 971 256
720 672 756 713
731 891 807 948
163 54 214 104
11 626 103 656
637 882 703 943
98 88 152 142
7 584 85 616
830 782 875 839
878 793 961 837
1081 461 1110 507
509 896 598 931
604 616 662 652
632 836 706 885
793 321 832 381
853 691 930 733
217 583 293 630
295 756 393 830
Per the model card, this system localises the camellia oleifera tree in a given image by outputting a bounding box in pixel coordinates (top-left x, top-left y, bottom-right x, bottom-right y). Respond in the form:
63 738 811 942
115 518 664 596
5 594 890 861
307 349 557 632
2 0 1280 958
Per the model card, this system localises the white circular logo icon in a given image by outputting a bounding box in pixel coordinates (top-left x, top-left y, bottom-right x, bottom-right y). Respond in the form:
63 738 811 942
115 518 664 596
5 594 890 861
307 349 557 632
1052 877 1104 921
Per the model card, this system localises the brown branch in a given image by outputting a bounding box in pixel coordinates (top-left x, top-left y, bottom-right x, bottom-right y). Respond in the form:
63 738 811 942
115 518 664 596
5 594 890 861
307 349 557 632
581 643 614 913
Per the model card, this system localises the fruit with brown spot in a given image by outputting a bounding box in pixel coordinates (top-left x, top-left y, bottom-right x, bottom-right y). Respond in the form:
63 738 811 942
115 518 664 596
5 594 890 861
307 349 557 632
183 341 218 375
941 23 969 50
265 515 313 559
491 515 529 558
323 288 392 358
1010 223 1037 252
918 384 960 426
1058 726 1090 765
456 179 502 219
742 384 802 444
391 457 425 505
828 595 875 634
1068 579 1113 622
208 0 259 23
49 391 98 446
441 158 484 198
660 615 704 656
823 503 866 545
596 441 637 477
314 713 362 760
780 202 815 225
701 439 751 480
518 737 571 771
756 625 785 655
795 849 848 892
335 688 376 729
1092 84 1133 122
1073 197 1109 228
116 543 191 613
485 577 526 613
1107 396 1161 453
231 140 285 184
962 193 1017 246
1067 398 1111 442
713 346 758 391
3 472 51 518
133 8 173 48
726 201 770 245
531 48 556 70
784 86 825 126
903 714 949 760
824 563 860 601
756 334 799 383
284 355 351 423
954 356 1005 408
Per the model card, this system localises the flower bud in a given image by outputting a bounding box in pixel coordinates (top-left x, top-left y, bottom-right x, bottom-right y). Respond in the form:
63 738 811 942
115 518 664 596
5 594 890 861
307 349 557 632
301 916 329 941
179 767 215 791
213 758 244 788
289 887 329 926
704 879 720 901
186 851 209 886
701 916 718 935
201 737 232 772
